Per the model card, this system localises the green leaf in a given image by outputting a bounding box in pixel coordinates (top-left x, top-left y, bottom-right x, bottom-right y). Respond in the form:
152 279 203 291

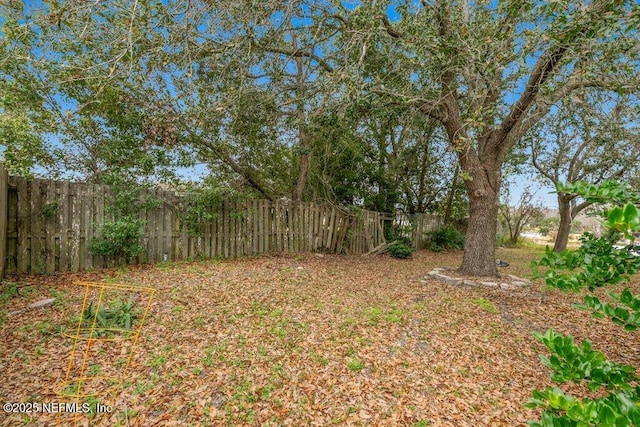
623 204 639 227
608 207 624 226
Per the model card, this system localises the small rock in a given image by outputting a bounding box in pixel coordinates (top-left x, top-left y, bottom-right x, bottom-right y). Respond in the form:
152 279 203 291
28 298 56 309
480 281 498 287
314 253 325 258
462 280 478 287
296 266 304 270
508 274 531 284
443 277 462 286
426 270 440 277
512 281 529 287
500 283 518 290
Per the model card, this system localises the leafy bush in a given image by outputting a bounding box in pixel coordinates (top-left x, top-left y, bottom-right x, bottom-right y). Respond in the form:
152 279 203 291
88 181 159 265
89 216 145 261
388 241 414 259
429 225 465 252
532 232 640 292
527 181 640 426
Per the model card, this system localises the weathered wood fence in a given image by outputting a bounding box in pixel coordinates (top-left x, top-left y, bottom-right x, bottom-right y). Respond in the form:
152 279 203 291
0 165 441 277
0 163 8 278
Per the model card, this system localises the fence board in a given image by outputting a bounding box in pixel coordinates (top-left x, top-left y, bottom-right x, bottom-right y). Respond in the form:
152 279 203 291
57 181 69 272
274 201 281 252
45 180 56 273
260 200 265 253
252 201 257 255
17 178 29 274
29 180 42 274
0 164 7 278
70 184 81 272
83 184 93 270
94 184 105 268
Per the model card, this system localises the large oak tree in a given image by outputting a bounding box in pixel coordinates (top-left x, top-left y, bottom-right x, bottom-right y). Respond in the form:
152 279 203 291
334 0 639 275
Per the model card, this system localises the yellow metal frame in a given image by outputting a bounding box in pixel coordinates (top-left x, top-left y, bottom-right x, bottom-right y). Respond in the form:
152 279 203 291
55 281 155 425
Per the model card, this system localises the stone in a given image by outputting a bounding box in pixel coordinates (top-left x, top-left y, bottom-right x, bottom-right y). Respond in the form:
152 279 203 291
479 281 498 287
500 283 519 290
443 277 462 286
426 270 441 277
512 281 529 287
462 280 478 287
27 298 56 309
507 274 531 284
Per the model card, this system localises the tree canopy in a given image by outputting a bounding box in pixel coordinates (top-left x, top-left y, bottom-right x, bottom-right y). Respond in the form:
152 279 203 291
1 0 638 275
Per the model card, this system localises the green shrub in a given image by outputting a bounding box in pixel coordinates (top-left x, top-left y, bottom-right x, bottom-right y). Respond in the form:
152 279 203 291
527 181 640 426
429 226 465 252
388 241 414 259
90 216 145 261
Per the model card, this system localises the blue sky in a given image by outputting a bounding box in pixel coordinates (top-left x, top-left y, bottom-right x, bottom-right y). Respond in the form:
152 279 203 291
2 0 628 211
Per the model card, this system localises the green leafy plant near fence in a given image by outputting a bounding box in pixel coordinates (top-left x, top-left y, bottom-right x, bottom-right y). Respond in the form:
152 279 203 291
527 180 640 426
388 241 414 259
429 225 465 252
89 216 146 261
89 181 160 264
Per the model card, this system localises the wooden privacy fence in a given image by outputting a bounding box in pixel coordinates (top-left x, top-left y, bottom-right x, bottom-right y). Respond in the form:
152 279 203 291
0 163 8 278
0 167 442 277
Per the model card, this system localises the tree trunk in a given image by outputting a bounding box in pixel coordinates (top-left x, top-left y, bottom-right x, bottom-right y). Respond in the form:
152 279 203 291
458 183 500 276
444 164 460 224
554 195 573 252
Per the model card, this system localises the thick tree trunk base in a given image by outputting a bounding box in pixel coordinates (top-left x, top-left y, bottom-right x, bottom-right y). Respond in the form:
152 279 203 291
458 190 500 277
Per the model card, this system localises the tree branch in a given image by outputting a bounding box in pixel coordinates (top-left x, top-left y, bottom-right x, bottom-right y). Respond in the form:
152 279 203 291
381 15 403 38
199 139 275 201
257 43 335 73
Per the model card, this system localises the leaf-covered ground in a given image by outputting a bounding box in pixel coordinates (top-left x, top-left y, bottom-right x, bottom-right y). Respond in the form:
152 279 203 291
1 248 639 426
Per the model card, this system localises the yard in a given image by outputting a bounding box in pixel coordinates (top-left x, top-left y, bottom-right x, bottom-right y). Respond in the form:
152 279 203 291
1 248 638 426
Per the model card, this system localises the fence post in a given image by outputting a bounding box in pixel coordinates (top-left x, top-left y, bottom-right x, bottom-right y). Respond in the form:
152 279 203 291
0 163 8 278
